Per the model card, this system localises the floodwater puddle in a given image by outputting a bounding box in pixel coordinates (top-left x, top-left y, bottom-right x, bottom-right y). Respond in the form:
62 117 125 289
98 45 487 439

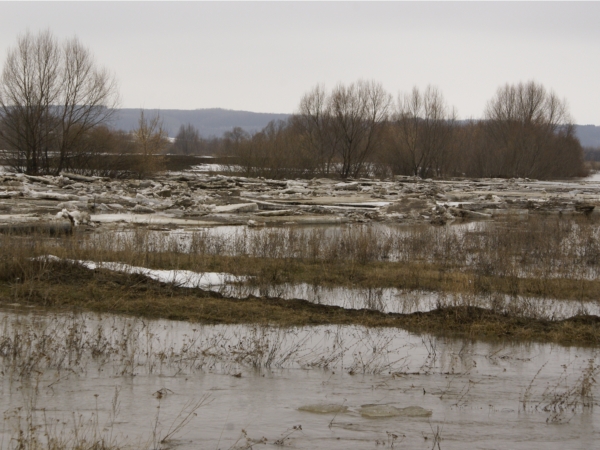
225 283 600 319
0 309 598 449
46 254 600 319
103 221 481 256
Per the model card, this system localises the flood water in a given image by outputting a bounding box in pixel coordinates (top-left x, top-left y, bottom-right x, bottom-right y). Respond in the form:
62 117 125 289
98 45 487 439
223 284 600 319
76 219 600 321
0 309 598 449
56 255 600 320
107 221 483 257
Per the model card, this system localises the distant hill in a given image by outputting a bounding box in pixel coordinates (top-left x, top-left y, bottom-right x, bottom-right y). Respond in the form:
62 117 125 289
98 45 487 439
110 108 290 138
575 124 600 148
110 108 600 146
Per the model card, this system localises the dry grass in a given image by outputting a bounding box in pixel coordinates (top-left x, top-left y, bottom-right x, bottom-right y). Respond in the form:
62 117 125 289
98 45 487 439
0 262 599 346
4 215 600 301
1 215 600 345
521 356 599 423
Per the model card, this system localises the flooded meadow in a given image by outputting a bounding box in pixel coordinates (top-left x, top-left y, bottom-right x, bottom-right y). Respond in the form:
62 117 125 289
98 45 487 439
3 172 600 448
0 309 598 449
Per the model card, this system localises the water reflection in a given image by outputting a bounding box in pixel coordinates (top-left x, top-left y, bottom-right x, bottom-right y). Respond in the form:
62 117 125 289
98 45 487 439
0 309 597 450
220 283 600 319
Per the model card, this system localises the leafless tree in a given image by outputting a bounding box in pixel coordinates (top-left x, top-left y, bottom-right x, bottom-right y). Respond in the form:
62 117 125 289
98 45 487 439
0 30 119 175
73 126 135 177
483 81 573 178
294 82 393 178
224 127 250 144
232 119 317 178
328 80 392 178
130 110 167 178
173 123 201 155
161 78 583 181
296 84 339 175
390 86 457 178
222 126 250 158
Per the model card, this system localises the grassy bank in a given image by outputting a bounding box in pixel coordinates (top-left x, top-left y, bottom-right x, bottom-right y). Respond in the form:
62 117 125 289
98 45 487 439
1 260 599 347
4 215 600 302
104 252 600 301
1 215 600 346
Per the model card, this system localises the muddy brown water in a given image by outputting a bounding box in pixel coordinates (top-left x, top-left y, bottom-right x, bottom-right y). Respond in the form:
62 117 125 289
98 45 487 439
0 309 597 449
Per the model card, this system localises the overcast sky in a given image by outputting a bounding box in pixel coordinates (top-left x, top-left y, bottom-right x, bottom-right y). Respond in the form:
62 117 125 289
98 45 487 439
1 2 598 125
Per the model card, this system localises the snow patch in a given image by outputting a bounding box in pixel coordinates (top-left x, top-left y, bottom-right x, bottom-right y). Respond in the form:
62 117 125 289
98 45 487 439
37 255 246 289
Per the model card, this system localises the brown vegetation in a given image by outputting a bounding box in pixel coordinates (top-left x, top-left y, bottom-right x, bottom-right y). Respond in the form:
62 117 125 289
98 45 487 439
0 31 171 179
0 30 119 176
128 110 168 178
1 261 598 347
1 215 600 345
225 80 587 180
32 215 599 302
0 32 587 182
384 86 457 178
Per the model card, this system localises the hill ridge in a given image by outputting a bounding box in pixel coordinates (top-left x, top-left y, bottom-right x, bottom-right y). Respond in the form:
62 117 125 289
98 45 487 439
110 108 600 147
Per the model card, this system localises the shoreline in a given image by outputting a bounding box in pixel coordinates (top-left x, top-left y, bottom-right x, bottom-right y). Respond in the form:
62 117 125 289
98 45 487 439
2 262 598 347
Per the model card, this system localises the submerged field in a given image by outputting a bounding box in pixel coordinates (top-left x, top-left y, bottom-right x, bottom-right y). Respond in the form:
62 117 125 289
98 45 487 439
0 309 597 449
2 215 600 345
1 172 600 448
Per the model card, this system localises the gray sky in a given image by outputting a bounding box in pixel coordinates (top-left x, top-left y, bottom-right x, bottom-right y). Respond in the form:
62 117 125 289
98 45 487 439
1 1 599 125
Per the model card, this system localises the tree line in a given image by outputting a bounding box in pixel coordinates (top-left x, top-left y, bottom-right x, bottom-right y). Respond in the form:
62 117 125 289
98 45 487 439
226 80 586 180
0 30 587 180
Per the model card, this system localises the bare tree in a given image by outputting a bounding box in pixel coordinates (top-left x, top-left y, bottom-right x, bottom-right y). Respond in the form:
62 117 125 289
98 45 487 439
173 123 201 155
130 110 167 178
0 30 119 175
328 80 392 178
223 127 250 145
483 81 572 178
222 126 250 157
75 126 135 177
296 84 339 175
247 81 392 179
391 86 456 178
